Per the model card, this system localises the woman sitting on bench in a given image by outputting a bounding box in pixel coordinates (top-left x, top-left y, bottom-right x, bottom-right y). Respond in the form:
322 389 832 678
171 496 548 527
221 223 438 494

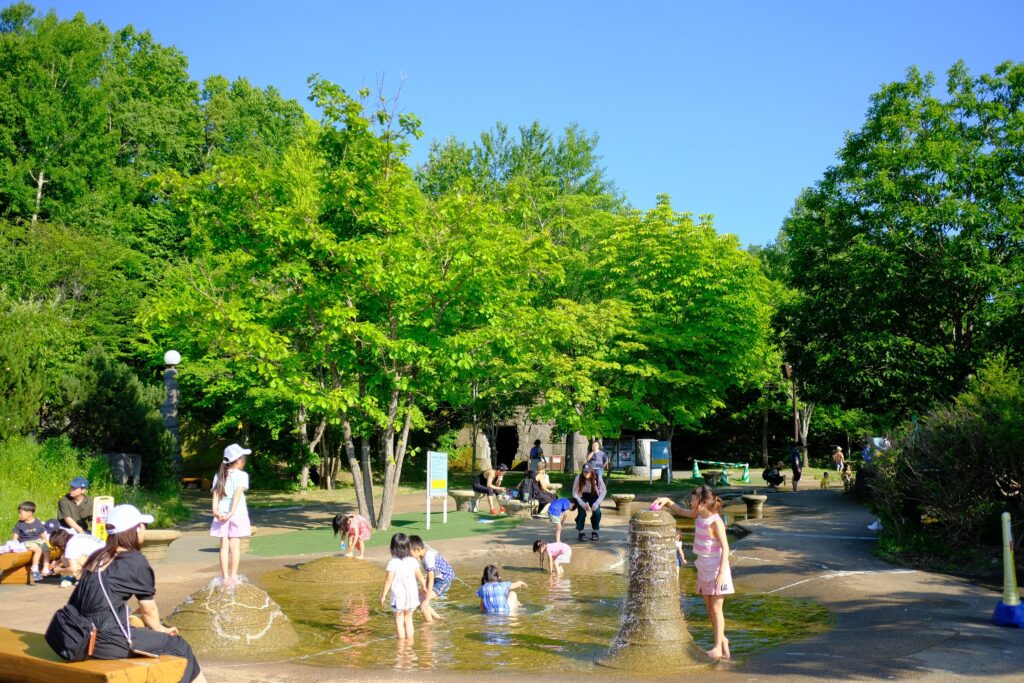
472 464 509 515
62 504 206 682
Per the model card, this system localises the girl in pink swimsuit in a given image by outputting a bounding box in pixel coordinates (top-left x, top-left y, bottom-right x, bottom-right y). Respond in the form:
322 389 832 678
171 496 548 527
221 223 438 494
653 485 734 660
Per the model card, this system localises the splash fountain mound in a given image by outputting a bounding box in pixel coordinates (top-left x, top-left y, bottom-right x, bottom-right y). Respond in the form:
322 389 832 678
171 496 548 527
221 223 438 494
597 509 710 671
165 580 299 655
279 554 386 584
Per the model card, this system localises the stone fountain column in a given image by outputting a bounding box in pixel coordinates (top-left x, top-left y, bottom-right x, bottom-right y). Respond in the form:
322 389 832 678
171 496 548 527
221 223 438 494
598 508 709 671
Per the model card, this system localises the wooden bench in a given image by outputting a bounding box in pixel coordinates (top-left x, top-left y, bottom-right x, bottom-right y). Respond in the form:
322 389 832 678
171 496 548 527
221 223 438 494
0 551 33 585
0 627 187 682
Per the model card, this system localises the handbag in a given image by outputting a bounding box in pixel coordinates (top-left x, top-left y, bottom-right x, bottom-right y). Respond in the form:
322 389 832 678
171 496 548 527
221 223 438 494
44 600 97 662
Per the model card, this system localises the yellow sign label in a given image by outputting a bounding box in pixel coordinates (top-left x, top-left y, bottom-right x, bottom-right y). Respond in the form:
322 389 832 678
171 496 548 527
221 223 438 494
430 479 446 491
91 496 115 541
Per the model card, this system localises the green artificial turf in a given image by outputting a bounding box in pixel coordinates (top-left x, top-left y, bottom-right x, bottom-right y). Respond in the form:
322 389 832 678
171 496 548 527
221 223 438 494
249 510 523 557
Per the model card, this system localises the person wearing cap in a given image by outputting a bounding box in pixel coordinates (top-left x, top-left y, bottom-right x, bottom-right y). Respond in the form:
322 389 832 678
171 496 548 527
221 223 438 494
571 464 607 542
58 476 94 534
63 504 205 681
472 463 509 515
210 443 252 589
46 527 104 588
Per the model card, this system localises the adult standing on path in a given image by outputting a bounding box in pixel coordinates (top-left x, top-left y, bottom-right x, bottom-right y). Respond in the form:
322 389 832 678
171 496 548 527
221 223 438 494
528 439 546 472
585 440 611 480
789 445 802 492
572 465 606 541
58 476 94 533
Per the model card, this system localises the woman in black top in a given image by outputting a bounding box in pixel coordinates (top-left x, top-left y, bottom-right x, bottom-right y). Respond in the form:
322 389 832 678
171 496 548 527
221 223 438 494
69 504 204 683
471 464 508 515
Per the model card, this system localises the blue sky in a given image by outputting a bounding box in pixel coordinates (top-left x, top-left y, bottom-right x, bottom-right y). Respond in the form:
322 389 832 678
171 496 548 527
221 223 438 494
43 0 1024 247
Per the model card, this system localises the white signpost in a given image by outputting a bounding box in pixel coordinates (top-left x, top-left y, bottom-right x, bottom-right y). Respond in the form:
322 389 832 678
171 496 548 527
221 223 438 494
650 441 672 484
425 450 449 530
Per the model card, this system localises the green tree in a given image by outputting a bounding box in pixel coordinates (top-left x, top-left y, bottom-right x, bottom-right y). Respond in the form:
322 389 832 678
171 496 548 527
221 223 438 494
775 61 1024 417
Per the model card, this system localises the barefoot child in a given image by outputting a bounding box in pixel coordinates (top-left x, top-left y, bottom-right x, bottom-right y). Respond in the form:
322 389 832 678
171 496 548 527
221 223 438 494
380 533 427 639
545 497 575 543
654 485 734 659
532 539 572 576
409 535 455 623
332 512 372 559
211 443 253 588
476 564 527 613
675 528 687 576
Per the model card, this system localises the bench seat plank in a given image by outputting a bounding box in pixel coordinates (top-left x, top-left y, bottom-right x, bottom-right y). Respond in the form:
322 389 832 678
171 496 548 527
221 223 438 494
0 627 187 682
0 551 32 585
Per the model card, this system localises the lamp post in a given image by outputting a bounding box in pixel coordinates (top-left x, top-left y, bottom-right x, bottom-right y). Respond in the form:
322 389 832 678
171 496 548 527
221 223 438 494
161 350 183 477
781 364 798 451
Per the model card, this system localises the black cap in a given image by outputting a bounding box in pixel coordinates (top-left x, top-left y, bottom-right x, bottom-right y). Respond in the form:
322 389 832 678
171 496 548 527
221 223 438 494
497 464 509 471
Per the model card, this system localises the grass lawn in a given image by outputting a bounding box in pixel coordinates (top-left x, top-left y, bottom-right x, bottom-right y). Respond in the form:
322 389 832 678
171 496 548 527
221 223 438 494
249 510 523 557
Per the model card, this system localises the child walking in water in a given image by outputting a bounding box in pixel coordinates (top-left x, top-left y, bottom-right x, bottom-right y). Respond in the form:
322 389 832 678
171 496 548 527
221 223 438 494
654 485 734 659
380 533 427 639
332 512 372 559
409 535 455 623
211 443 253 589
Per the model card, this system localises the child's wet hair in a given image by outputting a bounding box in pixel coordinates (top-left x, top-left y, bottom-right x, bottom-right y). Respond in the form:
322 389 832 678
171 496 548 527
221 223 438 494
390 532 411 558
408 535 425 551
480 564 502 584
532 539 546 553
690 485 723 514
331 513 352 536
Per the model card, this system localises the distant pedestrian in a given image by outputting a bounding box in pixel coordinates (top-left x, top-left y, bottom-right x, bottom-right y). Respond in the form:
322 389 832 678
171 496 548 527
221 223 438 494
585 440 611 479
833 447 845 472
528 440 546 472
789 445 802 492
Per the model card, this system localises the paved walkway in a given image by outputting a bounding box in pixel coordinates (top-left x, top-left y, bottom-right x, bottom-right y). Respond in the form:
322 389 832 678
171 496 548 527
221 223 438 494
1 484 1019 682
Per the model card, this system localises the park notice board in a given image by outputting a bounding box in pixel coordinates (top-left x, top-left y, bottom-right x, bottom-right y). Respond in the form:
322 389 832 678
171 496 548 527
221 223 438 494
426 450 448 529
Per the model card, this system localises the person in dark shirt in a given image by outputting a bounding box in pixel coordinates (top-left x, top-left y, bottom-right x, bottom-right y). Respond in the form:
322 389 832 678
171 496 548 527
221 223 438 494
58 476 94 533
66 504 205 682
11 500 50 582
789 445 803 492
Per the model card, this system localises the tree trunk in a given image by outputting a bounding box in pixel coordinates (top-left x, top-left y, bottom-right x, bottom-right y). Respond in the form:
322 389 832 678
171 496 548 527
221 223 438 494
31 169 45 227
377 391 413 530
799 402 815 468
341 417 370 518
360 436 375 522
564 431 576 474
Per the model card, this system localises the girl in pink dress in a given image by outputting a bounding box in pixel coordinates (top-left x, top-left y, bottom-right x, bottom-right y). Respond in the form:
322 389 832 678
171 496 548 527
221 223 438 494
654 485 734 660
332 512 372 559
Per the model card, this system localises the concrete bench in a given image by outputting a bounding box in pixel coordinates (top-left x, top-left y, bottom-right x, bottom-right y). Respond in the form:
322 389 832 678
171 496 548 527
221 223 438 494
503 499 533 519
450 489 483 512
0 551 33 585
180 477 211 490
0 626 187 682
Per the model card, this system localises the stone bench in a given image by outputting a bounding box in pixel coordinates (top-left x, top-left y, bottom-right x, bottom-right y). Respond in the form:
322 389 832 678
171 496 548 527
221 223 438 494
0 551 33 585
610 493 635 514
180 477 211 490
503 499 534 519
450 489 483 512
0 626 187 682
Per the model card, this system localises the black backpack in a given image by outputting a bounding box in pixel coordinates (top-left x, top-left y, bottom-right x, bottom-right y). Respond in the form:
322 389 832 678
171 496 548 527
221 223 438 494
45 600 96 662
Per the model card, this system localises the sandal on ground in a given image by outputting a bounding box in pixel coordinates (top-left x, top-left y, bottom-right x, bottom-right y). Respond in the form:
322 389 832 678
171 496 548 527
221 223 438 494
591 531 599 541
578 533 588 542
490 507 500 515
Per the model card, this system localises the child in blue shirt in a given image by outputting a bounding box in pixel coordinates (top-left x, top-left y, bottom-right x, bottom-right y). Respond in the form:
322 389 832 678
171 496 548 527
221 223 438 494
546 497 576 544
476 564 527 614
11 501 50 582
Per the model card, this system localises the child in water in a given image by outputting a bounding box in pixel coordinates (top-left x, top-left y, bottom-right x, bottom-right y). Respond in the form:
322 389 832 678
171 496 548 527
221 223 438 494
654 485 734 659
332 512 372 559
380 533 427 639
476 564 527 614
409 535 455 623
532 539 572 576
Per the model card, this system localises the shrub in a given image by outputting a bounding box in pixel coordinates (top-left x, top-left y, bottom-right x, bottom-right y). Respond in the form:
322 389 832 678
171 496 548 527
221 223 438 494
0 435 188 532
872 358 1024 548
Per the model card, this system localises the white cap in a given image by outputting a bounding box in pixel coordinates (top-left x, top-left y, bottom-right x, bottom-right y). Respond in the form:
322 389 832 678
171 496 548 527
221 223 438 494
223 443 252 464
106 504 154 534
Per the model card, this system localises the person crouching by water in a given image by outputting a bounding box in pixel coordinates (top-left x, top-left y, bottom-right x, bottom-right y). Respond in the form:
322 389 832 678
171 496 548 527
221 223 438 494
472 464 509 515
64 504 205 682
